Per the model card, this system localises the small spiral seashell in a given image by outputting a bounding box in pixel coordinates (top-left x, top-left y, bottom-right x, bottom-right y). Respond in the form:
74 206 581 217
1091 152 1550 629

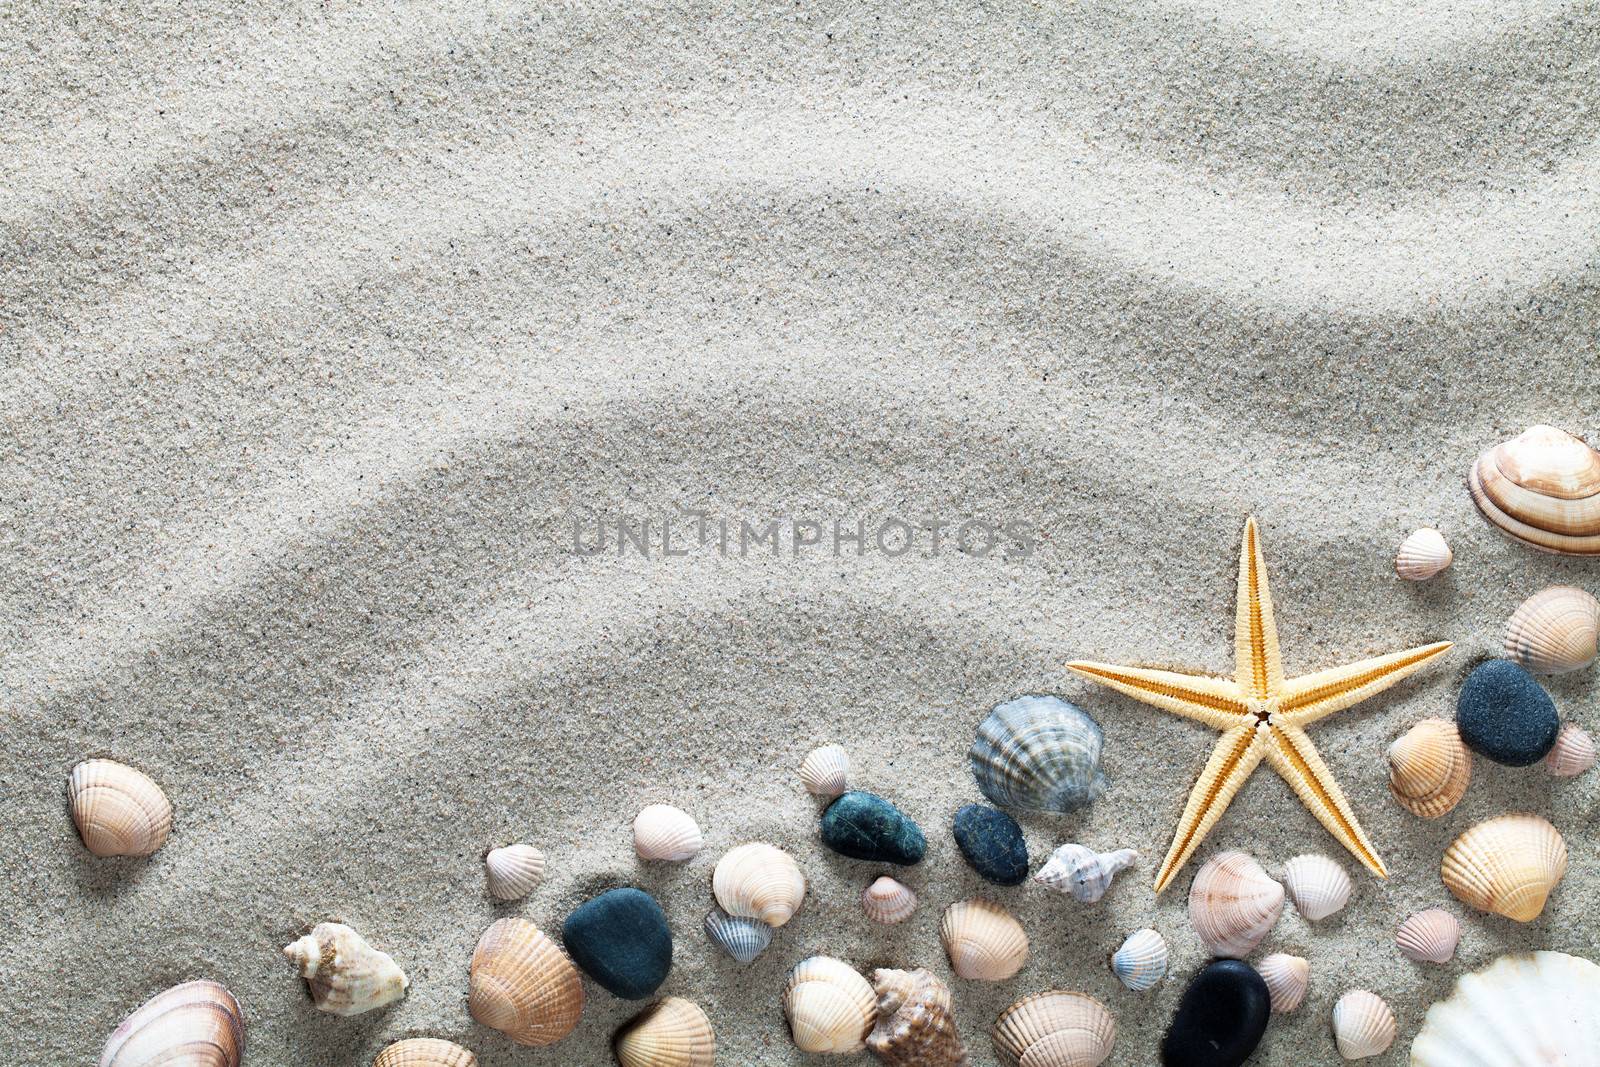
1411 951 1600 1066
99 980 245 1067
484 844 546 901
468 918 584 1047
282 922 408 1016
1504 585 1600 674
702 906 772 964
1395 908 1460 964
712 842 806 928
1469 425 1600 556
614 997 716 1067
1332 989 1395 1060
1109 928 1168 992
1187 851 1284 958
940 898 1028 982
1545 723 1597 777
69 758 173 858
783 956 875 1054
969 695 1108 813
860 876 918 925
866 968 969 1066
992 991 1116 1067
1033 844 1137 903
1386 718 1472 819
799 744 850 797
372 1038 477 1067
632 804 704 862
1395 528 1453 581
1441 814 1568 922
1283 854 1352 922
1258 953 1309 1013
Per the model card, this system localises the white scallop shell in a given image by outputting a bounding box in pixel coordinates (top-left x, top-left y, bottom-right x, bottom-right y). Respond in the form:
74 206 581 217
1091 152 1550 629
712 842 806 928
282 922 409 1016
1187 851 1284 958
860 876 918 925
703 906 772 964
1545 723 1597 777
1283 854 1353 922
69 759 173 858
485 844 546 901
1411 951 1600 1066
940 898 1028 982
1332 989 1395 1059
1395 908 1460 964
1259 953 1309 1014
799 745 850 797
1034 844 1138 903
783 956 875 1054
99 980 245 1067
1110 928 1168 992
1395 528 1453 581
632 804 704 862
1505 585 1600 674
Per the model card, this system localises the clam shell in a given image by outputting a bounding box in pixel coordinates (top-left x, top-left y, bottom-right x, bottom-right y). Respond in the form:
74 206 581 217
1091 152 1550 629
1033 844 1137 904
711 842 805 928
1386 717 1472 819
1441 813 1568 922
861 876 918 925
614 997 715 1067
484 844 546 901
1395 528 1453 581
1505 585 1600 674
1411 951 1600 1066
940 898 1029 982
969 695 1107 813
1395 908 1460 964
1546 723 1597 777
1283 854 1352 922
99 980 244 1067
282 922 408 1016
1258 953 1309 1014
702 905 772 964
632 805 704 862
799 744 850 797
783 956 875 1054
372 1038 477 1067
1468 424 1600 556
69 759 173 858
467 917 584 1047
867 968 969 1066
1187 851 1284 958
1109 929 1168 993
1332 989 1395 1059
991 991 1116 1067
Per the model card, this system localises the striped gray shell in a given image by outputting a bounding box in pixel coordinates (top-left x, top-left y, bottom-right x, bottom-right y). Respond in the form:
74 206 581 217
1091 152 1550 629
703 906 772 964
969 695 1107 813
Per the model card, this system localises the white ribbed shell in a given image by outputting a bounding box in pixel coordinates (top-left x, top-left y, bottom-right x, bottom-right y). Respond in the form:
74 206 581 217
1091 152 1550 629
1187 851 1284 958
632 804 704 862
1333 990 1395 1059
1410 952 1600 1066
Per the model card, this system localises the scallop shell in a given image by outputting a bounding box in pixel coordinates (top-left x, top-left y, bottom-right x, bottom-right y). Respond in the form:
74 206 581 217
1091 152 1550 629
1386 717 1472 819
1187 850 1284 959
69 758 173 858
282 922 409 1016
867 968 970 1066
1469 424 1600 556
1109 929 1167 992
1258 953 1309 1014
1395 908 1460 964
1411 951 1600 1066
969 695 1108 813
1033 844 1137 904
799 744 850 797
783 956 875 1054
614 997 716 1067
99 980 244 1067
861 876 918 925
711 842 805 928
484 844 546 901
1395 528 1453 581
1332 990 1395 1060
1505 585 1600 674
372 1038 478 1067
991 991 1116 1067
1441 813 1568 922
1546 723 1597 777
467 917 584 1047
1283 854 1353 922
633 805 704 862
940 898 1029 982
702 905 772 964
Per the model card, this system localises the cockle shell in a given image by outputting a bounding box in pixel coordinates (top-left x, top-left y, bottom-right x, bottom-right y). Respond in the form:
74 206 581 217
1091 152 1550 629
1469 424 1600 556
1283 854 1352 921
940 898 1029 982
373 1038 478 1067
69 758 173 858
467 918 584 1047
1546 723 1597 777
1411 951 1600 1066
1258 953 1309 1013
711 842 805 928
633 805 704 862
1188 851 1284 958
991 991 1116 1067
784 956 875 1054
1332 990 1395 1059
99 980 244 1067
282 922 408 1016
1109 929 1168 992
1033 844 1137 904
702 905 772 964
1505 585 1600 674
1395 528 1453 581
867 968 970 1066
969 695 1108 813
1386 717 1472 819
861 876 918 925
484 844 546 901
1441 813 1568 922
800 745 850 797
1395 908 1460 964
614 997 716 1067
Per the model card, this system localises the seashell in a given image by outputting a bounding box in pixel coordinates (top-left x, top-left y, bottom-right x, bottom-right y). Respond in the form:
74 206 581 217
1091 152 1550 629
711 842 805 928
1411 950 1600 1066
69 758 173 858
1441 813 1568 922
940 898 1029 982
991 991 1116 1067
467 917 584 1047
861 876 918 925
282 922 408 1016
799 744 850 797
1386 717 1471 819
783 956 875 1054
632 804 704 862
1282 854 1352 921
1505 585 1600 674
1258 953 1309 1013
1033 844 1138 904
969 695 1108 813
1468 424 1600 556
1332 989 1395 1060
1187 850 1284 958
702 905 772 964
1109 929 1168 992
866 967 970 1066
484 844 546 901
99 980 244 1067
1395 527 1453 581
372 1038 477 1067
614 997 716 1067
1395 908 1460 964
1546 723 1597 777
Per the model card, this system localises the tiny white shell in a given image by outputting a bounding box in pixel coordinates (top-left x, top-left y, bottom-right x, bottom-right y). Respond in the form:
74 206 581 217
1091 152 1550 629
1258 953 1310 1013
1283 854 1353 922
1545 723 1597 777
632 804 704 862
1109 928 1168 992
1395 528 1453 581
799 745 850 797
860 876 917 925
1396 908 1460 964
1332 989 1395 1060
703 906 772 964
485 844 546 901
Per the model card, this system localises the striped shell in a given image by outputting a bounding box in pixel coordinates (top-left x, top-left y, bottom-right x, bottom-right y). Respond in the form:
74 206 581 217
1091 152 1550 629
1109 929 1167 992
702 906 772 964
861 876 918 925
99 980 244 1067
1386 718 1472 819
1283 854 1352 922
992 991 1116 1067
1258 953 1309 1013
867 968 969 1067
799 745 850 797
712 842 805 928
484 844 546 901
969 695 1107 813
1505 585 1600 674
1332 990 1395 1059
282 922 408 1016
1033 844 1137 904
372 1039 477 1067
940 899 1028 982
632 805 704 862
467 918 584 1047
1410 951 1600 1066
1187 851 1284 959
1441 814 1568 922
1546 723 1597 777
614 997 716 1067
69 759 173 858
1468 424 1600 556
783 956 875 1054
1395 528 1453 581
1396 909 1460 964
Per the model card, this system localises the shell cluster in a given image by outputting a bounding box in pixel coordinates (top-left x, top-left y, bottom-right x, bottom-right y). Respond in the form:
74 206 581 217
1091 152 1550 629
1505 585 1600 674
712 842 806 928
69 758 173 858
991 991 1116 1067
1109 928 1167 992
783 956 875 1054
614 997 716 1067
467 918 584 1047
633 804 704 862
861 876 918 925
969 695 1107 813
1282 854 1352 922
940 899 1029 982
1258 953 1309 1013
1411 951 1600 1066
373 1039 477 1067
799 744 850 797
99 980 244 1067
1395 527 1453 580
1033 844 1137 903
1332 989 1395 1060
282 922 408 1016
866 968 970 1067
1468 424 1600 556
1187 851 1284 958
1387 717 1472 819
1441 814 1568 922
484 843 546 901
1396 909 1460 964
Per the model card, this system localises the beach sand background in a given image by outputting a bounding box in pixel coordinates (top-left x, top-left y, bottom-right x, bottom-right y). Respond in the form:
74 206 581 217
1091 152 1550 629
3 1 1599 1063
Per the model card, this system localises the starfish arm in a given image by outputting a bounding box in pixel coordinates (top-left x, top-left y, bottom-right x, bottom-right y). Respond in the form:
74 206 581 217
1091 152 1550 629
1265 722 1388 878
1066 661 1250 730
1153 722 1270 893
1277 641 1453 726
1234 516 1285 699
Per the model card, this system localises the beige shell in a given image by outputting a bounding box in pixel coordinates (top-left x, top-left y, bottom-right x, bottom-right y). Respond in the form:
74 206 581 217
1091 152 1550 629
485 844 546 901
991 990 1116 1067
614 997 716 1067
1395 528 1453 581
1545 723 1597 777
940 899 1028 982
784 956 875 1054
99 980 244 1067
1395 908 1460 964
1187 851 1284 959
632 805 704 863
1258 953 1309 1014
1283 854 1352 922
861 876 918 925
372 1038 477 1067
468 917 584 1047
1332 989 1395 1059
866 968 970 1066
69 759 173 858
1386 718 1472 819
799 744 850 797
283 922 408 1016
1504 585 1600 674
712 842 806 928
1469 424 1600 556
1441 814 1568 922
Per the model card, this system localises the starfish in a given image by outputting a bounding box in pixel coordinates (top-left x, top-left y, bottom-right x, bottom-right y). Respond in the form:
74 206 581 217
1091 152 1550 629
1067 517 1451 893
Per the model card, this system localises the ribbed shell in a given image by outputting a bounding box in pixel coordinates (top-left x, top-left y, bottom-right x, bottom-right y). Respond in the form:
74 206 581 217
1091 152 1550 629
632 805 704 862
1332 990 1395 1059
1109 929 1167 992
1546 723 1597 777
99 980 244 1067
1441 814 1568 922
467 918 584 1047
1283 854 1352 922
969 695 1107 813
861 876 918 925
866 968 970 1066
1258 953 1309 1013
1395 909 1460 964
1386 718 1472 819
991 991 1116 1067
1410 951 1600 1066
372 1038 477 1067
1033 845 1137 904
783 956 875 1054
614 997 715 1067
1505 585 1600 674
940 899 1028 982
69 759 173 858
702 906 772 964
282 922 409 1016
799 745 850 797
484 844 546 901
711 842 805 928
1187 851 1284 958
1395 528 1453 581
1468 424 1600 556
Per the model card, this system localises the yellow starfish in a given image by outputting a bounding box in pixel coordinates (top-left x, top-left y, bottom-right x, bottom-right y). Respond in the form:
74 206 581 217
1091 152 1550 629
1067 517 1451 893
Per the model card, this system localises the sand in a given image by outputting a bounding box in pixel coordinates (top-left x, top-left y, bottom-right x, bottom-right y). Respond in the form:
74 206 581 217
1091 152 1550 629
3 1 1599 1063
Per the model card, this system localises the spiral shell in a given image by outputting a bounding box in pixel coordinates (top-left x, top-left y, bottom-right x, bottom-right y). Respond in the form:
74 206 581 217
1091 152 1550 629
867 968 970 1066
372 1038 477 1067
1187 851 1284 958
1033 844 1137 904
702 905 772 964
991 991 1116 1067
940 898 1028 982
711 842 805 928
1441 814 1568 922
1395 528 1453 581
1109 929 1167 992
1395 908 1460 964
632 805 704 862
614 997 716 1067
1504 585 1600 674
1283 854 1352 922
1545 723 1597 777
1258 953 1309 1013
861 876 918 925
69 759 173 858
99 980 244 1067
484 844 546 901
799 745 850 797
969 695 1107 813
282 922 408 1016
1386 717 1472 819
467 917 584 1047
783 956 875 1054
1469 424 1600 556
1332 990 1395 1059
1410 951 1600 1066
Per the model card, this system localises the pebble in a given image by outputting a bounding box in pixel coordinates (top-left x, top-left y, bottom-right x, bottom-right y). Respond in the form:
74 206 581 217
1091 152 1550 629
561 887 672 1000
952 803 1029 885
1456 659 1560 766
1161 959 1271 1067
820 790 927 865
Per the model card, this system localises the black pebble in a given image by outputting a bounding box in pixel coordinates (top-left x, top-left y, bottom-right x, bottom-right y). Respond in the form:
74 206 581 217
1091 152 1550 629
1456 659 1560 766
561 887 672 1000
952 803 1029 885
1162 959 1271 1067
819 790 927 865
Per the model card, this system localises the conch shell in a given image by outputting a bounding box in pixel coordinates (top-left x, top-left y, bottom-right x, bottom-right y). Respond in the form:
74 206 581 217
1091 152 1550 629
1410 951 1600 1066
484 843 545 901
1468 424 1600 555
632 804 704 862
69 759 173 858
1258 953 1309 1013
1109 928 1167 992
940 898 1028 982
1395 527 1452 580
99 980 244 1067
372 1038 477 1067
1441 813 1568 922
1546 723 1597 777
784 956 875 1054
1396 908 1460 964
1386 718 1471 819
991 991 1116 1067
1504 585 1600 674
866 968 970 1066
1033 844 1137 903
968 695 1107 813
712 842 805 927
1282 853 1352 921
799 744 850 797
282 922 408 1016
861 876 918 925
468 917 584 1046
1332 989 1395 1059
614 997 716 1067
1187 850 1284 958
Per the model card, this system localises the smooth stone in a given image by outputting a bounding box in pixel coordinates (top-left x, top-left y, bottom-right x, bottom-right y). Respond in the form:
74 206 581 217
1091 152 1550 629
1161 959 1271 1067
1456 659 1560 767
561 887 672 1000
820 791 927 865
952 803 1029 885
